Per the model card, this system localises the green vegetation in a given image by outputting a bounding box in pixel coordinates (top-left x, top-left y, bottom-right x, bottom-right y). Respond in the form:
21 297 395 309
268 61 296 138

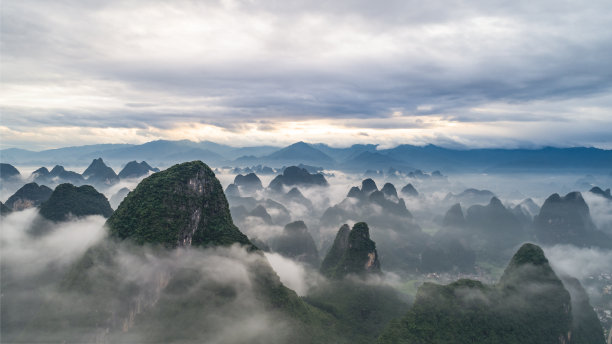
304 280 409 344
38 183 113 221
107 161 252 248
322 222 381 278
378 243 604 344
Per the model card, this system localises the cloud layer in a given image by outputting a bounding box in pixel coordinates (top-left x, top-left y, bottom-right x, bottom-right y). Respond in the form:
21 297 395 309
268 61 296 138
2 0 612 149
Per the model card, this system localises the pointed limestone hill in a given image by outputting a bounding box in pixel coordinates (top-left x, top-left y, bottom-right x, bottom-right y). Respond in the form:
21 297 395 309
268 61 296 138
249 204 273 224
270 220 320 266
83 158 119 186
589 186 611 200
0 163 20 180
285 187 314 208
321 222 381 278
107 161 252 248
265 141 335 164
225 183 241 198
30 166 50 180
233 172 263 193
320 224 351 276
117 160 159 179
39 183 113 222
465 196 525 248
55 160 345 344
534 191 612 248
5 182 53 211
378 243 604 344
347 186 364 199
268 166 328 192
443 203 466 228
47 165 85 184
381 183 398 198
400 183 418 197
361 178 378 194
369 190 412 217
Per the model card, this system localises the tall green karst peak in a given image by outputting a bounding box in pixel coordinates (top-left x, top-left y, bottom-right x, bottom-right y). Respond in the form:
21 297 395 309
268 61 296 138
106 160 252 249
377 243 600 344
39 183 113 222
498 243 565 290
320 224 351 276
321 222 381 278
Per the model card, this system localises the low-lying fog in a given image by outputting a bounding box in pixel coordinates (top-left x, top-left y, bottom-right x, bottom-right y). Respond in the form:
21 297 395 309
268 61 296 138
2 164 611 340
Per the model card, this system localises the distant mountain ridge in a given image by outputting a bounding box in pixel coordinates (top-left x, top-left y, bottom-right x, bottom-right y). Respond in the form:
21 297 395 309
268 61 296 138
2 140 611 172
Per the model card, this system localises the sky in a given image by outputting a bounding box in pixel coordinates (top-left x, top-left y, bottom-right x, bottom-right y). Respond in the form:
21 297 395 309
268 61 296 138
1 0 612 150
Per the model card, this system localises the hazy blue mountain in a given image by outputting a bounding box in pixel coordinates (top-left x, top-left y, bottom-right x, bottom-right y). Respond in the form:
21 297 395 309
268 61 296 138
0 140 225 166
312 143 378 161
233 172 263 193
5 183 53 211
117 161 159 179
270 221 320 267
268 166 329 191
0 144 132 165
248 205 273 224
444 188 496 206
381 144 612 172
3 140 611 172
465 197 525 249
82 158 119 186
443 203 466 228
369 191 412 217
225 145 279 160
381 183 398 198
0 163 20 180
534 191 612 248
263 141 335 166
225 183 240 198
400 183 419 197
361 178 378 194
40 165 85 185
590 186 612 200
109 187 130 209
284 187 314 208
99 140 225 164
343 151 410 171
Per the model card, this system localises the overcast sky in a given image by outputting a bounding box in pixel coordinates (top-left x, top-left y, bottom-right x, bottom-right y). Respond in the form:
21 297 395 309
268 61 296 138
2 0 612 150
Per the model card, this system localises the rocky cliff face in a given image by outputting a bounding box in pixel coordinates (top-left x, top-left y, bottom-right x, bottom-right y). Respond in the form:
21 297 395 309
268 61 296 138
107 161 252 248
